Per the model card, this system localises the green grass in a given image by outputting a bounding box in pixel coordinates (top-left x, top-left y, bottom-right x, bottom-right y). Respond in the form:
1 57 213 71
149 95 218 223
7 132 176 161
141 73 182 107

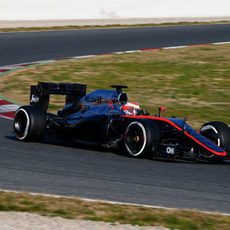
1 44 229 128
0 191 230 230
0 21 230 32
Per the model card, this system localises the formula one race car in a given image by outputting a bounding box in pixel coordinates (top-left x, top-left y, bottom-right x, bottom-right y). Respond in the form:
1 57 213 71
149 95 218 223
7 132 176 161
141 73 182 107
13 82 230 162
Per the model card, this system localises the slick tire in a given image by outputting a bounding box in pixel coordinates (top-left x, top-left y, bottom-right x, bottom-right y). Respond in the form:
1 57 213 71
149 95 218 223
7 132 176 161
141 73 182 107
14 105 46 142
200 121 230 152
124 119 160 158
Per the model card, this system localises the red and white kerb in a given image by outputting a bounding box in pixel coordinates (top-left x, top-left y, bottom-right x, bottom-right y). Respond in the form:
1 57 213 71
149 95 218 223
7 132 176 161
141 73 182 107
0 99 19 119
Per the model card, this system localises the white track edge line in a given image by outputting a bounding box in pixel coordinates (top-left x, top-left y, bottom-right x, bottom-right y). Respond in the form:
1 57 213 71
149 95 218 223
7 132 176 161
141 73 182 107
212 41 230 45
163 45 188 49
0 115 14 120
0 104 19 113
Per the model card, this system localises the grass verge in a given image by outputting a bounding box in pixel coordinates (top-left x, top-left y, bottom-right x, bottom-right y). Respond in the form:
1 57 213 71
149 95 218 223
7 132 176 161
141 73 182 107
0 44 229 128
0 21 230 32
0 191 229 230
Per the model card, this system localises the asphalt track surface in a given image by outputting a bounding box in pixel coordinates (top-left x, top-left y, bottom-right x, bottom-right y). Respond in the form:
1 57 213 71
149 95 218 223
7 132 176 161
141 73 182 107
0 24 230 213
1 24 230 66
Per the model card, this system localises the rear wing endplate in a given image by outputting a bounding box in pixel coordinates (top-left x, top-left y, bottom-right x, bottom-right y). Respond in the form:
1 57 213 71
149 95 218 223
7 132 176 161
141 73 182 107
30 82 86 112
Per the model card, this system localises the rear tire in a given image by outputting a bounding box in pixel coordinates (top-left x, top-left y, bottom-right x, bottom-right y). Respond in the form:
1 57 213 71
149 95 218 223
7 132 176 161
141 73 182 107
124 120 160 158
14 106 46 142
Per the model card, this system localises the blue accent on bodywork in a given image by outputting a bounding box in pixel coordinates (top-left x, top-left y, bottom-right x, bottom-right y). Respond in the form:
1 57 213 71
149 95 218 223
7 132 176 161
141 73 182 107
63 89 125 126
81 90 120 105
168 118 224 153
66 103 124 126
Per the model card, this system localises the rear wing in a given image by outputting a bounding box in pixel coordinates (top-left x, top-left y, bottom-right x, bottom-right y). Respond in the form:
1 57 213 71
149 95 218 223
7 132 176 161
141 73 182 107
30 82 86 112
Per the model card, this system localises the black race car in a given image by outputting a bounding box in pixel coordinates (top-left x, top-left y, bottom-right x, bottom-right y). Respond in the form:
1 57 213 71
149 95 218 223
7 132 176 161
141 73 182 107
13 82 230 162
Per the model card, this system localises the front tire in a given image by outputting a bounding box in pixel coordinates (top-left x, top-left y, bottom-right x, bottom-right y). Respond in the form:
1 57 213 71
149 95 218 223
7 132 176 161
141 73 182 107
14 106 46 142
200 121 230 152
124 120 160 158
200 121 230 163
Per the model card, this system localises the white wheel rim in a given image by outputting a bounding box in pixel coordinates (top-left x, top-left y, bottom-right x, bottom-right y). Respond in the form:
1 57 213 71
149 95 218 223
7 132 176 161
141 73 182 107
200 125 221 147
14 108 30 140
124 121 147 156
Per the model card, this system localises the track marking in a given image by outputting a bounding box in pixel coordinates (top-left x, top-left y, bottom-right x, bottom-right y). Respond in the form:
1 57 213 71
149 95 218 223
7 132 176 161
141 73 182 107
163 45 188 49
0 114 14 120
0 99 19 119
0 104 19 113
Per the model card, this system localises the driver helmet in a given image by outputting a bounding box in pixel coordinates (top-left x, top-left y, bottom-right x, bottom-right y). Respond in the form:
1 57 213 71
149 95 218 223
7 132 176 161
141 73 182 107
121 102 140 116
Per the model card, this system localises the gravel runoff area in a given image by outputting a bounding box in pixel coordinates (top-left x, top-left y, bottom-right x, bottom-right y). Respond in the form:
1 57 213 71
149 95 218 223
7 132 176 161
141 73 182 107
0 212 168 230
0 17 230 28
